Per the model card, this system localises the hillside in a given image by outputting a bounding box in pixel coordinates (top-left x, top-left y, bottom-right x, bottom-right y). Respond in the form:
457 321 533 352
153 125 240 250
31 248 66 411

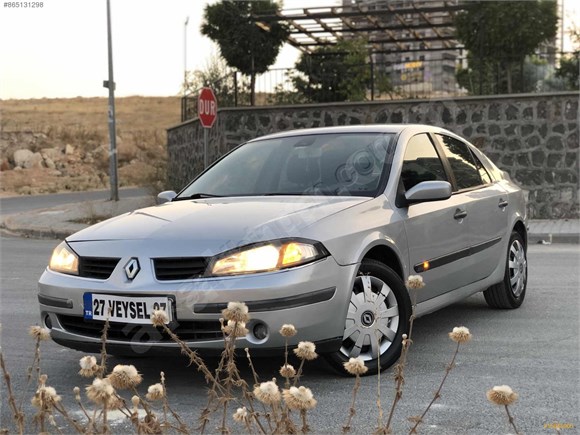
0 96 181 197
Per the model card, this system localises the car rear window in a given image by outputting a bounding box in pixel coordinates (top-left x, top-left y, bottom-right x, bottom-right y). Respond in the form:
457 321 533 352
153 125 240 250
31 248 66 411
435 134 484 190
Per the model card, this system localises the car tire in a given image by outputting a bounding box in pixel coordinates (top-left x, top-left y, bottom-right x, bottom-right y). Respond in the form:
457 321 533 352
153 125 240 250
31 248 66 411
484 231 527 309
324 259 411 375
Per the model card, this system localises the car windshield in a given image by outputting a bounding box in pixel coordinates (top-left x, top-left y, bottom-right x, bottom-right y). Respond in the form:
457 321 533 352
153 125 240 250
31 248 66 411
176 132 397 198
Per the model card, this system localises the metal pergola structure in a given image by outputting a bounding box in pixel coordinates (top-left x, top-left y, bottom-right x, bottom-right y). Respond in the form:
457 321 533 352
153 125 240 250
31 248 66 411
253 0 465 55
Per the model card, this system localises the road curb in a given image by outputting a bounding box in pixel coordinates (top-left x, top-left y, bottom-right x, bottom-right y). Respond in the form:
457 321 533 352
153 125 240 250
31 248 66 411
528 233 580 244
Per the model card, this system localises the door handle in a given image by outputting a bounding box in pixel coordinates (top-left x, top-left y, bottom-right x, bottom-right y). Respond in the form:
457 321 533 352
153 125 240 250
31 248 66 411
454 209 467 220
498 199 509 208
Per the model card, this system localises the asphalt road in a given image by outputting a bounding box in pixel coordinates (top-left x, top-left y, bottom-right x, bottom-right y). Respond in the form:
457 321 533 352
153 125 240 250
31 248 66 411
0 237 578 434
0 187 149 216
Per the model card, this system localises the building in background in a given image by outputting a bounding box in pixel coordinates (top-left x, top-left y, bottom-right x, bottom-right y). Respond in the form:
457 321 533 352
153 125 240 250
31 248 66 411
342 0 462 97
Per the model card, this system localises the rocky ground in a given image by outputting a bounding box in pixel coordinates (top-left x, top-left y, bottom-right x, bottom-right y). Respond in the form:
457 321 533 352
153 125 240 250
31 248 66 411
0 96 181 197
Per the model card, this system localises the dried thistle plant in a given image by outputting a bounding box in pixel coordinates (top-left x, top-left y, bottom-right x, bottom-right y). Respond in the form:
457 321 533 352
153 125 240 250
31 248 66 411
280 364 296 380
28 326 51 342
382 274 424 433
487 385 520 434
107 364 143 390
245 348 273 434
222 301 250 323
97 312 111 378
282 386 317 433
282 386 317 411
293 341 318 386
280 324 297 388
213 303 254 434
31 374 61 434
150 309 216 387
409 326 472 433
1 347 25 434
146 383 164 401
233 406 253 433
1 293 493 435
24 326 50 412
79 355 99 378
343 357 368 433
222 320 249 337
253 379 281 406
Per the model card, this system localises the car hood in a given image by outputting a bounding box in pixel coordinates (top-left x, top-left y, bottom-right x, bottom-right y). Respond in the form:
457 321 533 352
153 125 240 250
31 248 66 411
67 196 370 255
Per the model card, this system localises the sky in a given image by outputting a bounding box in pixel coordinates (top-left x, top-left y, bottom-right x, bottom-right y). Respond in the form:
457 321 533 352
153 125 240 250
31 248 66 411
0 0 578 100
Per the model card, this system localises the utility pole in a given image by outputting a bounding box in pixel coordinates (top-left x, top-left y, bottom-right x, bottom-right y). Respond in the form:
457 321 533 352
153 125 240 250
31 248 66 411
104 0 119 201
184 16 189 95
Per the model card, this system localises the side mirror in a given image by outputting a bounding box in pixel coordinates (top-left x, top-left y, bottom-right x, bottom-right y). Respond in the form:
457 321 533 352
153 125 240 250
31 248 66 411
405 181 452 204
157 190 177 204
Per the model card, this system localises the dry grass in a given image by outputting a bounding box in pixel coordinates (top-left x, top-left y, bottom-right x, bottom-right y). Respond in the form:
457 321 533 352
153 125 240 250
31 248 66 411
0 96 181 195
1 96 181 137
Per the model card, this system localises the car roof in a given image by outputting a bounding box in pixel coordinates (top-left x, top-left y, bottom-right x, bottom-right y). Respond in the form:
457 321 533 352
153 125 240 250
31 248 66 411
248 124 451 142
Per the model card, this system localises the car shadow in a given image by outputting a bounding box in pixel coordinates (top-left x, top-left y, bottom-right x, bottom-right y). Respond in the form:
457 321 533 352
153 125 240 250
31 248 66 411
108 293 495 387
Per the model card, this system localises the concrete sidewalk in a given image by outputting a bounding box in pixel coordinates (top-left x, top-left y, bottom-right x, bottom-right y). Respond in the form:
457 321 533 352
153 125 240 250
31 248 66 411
0 196 578 243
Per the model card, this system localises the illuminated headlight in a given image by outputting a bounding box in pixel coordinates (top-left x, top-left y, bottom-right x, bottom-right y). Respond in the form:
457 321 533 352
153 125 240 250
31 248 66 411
49 242 79 275
210 239 329 276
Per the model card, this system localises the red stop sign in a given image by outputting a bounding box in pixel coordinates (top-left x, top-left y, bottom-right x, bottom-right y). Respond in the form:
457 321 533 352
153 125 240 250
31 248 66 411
198 87 217 128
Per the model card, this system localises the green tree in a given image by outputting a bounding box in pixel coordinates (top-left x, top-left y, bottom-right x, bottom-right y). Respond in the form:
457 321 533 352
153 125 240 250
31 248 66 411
556 53 580 89
201 0 288 106
292 38 371 103
455 0 558 94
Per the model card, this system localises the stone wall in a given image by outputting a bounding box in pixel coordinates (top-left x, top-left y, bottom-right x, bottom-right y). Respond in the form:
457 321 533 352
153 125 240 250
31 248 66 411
167 92 579 219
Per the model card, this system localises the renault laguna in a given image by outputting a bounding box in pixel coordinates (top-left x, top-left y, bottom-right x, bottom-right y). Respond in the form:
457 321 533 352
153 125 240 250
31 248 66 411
38 125 528 373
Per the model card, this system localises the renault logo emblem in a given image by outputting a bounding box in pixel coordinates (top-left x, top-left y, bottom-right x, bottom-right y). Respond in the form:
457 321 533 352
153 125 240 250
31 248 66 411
124 258 140 280
361 310 375 327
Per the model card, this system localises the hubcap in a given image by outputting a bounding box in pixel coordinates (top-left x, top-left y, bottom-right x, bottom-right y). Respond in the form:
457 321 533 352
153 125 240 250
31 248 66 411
340 275 399 362
508 240 527 298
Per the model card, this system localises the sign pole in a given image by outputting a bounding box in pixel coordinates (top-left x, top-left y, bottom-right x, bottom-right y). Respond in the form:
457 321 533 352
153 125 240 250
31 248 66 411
203 128 208 169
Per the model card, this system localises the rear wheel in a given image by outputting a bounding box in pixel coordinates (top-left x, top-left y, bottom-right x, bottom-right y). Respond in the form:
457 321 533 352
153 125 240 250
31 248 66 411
324 259 411 375
484 231 527 309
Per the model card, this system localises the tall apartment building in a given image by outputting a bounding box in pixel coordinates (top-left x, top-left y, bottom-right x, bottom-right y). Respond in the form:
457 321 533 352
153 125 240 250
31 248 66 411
341 0 461 96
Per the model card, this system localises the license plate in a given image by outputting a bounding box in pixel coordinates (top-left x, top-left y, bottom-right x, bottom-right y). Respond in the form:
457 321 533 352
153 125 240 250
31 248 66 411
83 293 172 324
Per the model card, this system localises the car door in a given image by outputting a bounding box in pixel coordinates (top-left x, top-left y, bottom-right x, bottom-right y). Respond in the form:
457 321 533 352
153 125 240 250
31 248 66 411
397 133 474 303
433 133 508 282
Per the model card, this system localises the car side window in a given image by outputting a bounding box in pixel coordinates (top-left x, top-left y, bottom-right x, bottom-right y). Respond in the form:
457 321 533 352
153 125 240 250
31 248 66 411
401 134 448 191
435 134 483 190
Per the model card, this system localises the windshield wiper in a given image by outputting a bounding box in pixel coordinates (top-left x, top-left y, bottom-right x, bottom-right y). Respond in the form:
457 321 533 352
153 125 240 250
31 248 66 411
174 193 223 201
261 192 308 196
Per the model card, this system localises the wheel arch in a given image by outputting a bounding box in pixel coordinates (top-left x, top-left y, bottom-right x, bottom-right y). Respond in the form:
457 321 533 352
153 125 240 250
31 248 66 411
361 243 405 282
512 219 528 248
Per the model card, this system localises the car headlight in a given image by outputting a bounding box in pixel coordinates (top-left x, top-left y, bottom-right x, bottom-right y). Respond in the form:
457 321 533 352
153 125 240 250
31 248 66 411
49 242 79 275
210 239 329 276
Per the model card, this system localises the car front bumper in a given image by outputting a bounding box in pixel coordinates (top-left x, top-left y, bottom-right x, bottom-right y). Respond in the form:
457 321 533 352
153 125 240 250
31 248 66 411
38 256 358 355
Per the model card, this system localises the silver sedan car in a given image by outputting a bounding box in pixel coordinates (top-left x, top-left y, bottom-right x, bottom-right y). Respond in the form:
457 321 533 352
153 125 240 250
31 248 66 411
38 124 528 373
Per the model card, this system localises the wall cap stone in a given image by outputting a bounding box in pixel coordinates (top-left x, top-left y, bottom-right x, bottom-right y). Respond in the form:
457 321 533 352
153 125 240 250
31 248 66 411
167 91 580 132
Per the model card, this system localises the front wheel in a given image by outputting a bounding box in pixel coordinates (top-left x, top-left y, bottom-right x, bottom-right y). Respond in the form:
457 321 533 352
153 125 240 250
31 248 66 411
324 259 411 375
484 231 527 309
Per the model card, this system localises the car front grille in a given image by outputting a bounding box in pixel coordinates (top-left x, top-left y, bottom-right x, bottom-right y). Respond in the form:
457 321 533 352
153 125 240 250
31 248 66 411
57 315 222 342
153 257 208 281
78 257 121 280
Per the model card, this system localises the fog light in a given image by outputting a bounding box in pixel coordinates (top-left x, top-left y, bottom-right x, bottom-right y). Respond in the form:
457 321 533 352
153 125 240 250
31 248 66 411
253 323 268 340
44 314 52 329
